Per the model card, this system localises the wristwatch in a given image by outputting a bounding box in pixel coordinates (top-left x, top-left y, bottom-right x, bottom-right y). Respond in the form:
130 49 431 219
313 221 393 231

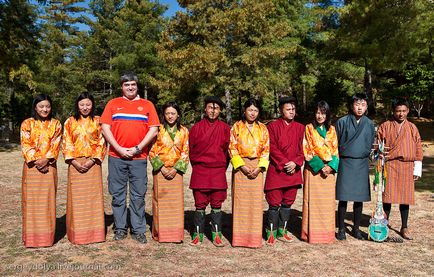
135 145 141 154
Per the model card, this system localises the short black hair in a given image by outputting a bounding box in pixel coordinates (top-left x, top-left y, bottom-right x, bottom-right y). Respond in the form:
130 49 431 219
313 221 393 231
204 96 225 109
74 92 95 121
31 94 53 121
278 96 297 110
242 98 261 123
120 71 138 86
351 93 368 103
392 98 410 110
162 101 181 129
312 100 331 130
348 93 369 115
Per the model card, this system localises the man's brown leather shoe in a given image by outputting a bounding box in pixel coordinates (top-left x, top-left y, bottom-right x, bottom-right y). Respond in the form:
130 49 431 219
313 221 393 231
400 228 413 240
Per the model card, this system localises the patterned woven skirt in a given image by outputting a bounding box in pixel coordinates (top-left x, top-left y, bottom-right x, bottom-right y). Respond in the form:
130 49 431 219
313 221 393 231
22 162 57 247
152 170 184 242
66 158 105 245
232 158 264 248
301 166 336 244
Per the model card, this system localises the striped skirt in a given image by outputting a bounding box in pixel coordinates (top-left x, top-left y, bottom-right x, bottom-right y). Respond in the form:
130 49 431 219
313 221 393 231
66 158 105 245
152 170 184 243
21 162 57 248
232 158 264 248
383 160 415 205
301 166 336 244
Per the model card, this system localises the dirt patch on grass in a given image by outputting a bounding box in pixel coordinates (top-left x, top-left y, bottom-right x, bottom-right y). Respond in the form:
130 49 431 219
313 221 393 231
1 121 433 276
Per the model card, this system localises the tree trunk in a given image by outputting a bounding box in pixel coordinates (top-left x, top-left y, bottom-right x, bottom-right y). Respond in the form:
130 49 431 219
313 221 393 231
238 92 242 119
414 102 423 119
274 89 278 118
302 83 307 113
364 59 376 115
109 53 113 95
225 89 232 125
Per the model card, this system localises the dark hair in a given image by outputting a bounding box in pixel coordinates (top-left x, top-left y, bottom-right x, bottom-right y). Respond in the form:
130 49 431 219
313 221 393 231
204 96 225 109
278 96 297 110
242 98 261 123
120 71 138 86
312 100 331 130
162 101 181 129
74 92 95 121
349 93 369 115
392 98 410 110
31 94 53 121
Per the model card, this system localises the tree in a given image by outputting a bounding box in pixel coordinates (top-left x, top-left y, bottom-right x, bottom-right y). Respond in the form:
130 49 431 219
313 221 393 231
36 0 88 120
0 0 39 127
79 0 123 113
400 64 434 118
327 0 424 114
158 0 309 124
107 0 167 102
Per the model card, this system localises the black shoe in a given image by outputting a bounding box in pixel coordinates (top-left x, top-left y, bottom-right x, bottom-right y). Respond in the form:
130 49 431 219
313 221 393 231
336 229 346 240
352 229 366 240
113 230 127 241
131 233 147 244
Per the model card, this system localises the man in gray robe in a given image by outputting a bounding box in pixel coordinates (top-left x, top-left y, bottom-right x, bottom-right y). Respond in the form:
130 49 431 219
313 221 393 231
335 93 375 240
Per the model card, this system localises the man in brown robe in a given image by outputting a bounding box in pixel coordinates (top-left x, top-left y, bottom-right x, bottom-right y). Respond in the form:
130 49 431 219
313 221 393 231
189 96 230 246
265 96 305 245
377 98 423 240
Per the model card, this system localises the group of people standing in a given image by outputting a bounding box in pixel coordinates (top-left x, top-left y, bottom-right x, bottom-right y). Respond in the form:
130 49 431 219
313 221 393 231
20 72 423 249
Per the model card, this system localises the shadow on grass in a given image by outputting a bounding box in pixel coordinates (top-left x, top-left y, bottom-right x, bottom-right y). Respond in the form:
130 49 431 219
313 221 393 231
260 209 303 241
343 210 372 228
0 143 19 152
105 213 114 234
184 210 233 243
416 156 433 192
54 213 115 244
145 212 152 233
54 215 66 244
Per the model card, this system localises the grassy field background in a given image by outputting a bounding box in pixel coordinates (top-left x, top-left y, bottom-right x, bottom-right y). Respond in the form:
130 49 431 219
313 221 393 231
0 118 433 276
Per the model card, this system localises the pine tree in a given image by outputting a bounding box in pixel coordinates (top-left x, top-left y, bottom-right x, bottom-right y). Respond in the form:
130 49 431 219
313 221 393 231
0 0 39 126
36 0 88 120
158 0 309 123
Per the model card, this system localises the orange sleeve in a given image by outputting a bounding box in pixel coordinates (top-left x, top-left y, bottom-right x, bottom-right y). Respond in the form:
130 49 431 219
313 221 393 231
45 119 62 160
303 125 315 161
329 126 339 157
260 124 270 161
62 117 75 161
148 126 163 161
179 126 190 165
92 117 107 161
229 123 240 159
20 119 36 163
414 125 423 161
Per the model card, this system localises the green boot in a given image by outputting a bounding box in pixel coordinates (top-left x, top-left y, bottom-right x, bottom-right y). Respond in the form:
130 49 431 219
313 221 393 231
191 232 204 245
211 209 224 247
277 206 293 243
190 210 205 246
266 206 279 245
266 227 278 245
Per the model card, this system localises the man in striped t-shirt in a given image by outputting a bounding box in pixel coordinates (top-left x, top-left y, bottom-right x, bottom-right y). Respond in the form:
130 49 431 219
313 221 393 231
101 72 160 244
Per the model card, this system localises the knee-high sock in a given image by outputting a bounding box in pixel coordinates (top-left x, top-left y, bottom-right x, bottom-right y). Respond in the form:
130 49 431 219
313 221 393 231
278 205 291 229
400 204 409 229
193 209 205 233
338 201 347 230
267 206 279 231
353 202 363 231
383 203 391 220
